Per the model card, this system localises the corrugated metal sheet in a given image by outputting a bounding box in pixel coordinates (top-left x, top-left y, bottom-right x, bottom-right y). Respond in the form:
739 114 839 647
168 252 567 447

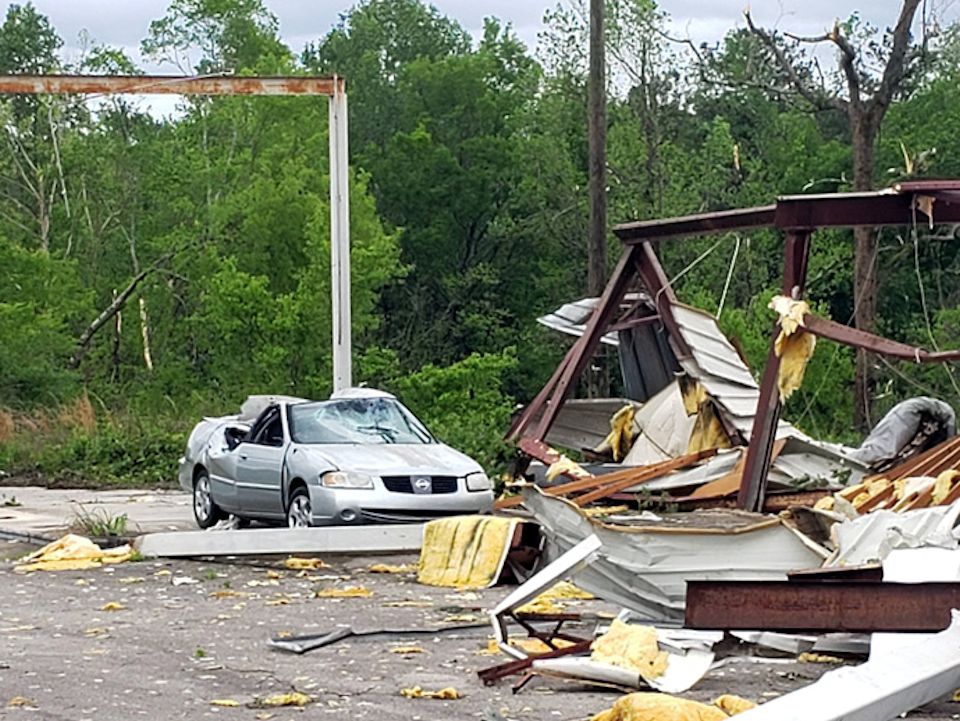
670 303 760 436
537 297 619 346
543 398 637 452
535 295 864 478
525 487 825 623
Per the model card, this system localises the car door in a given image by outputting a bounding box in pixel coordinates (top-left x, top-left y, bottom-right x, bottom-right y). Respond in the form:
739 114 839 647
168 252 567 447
204 425 244 514
235 405 287 519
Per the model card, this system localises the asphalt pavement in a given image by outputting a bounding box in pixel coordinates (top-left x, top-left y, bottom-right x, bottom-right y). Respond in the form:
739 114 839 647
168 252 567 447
0 488 958 719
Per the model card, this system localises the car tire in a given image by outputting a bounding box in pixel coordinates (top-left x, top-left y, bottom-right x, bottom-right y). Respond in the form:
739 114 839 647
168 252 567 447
193 469 225 529
287 487 313 528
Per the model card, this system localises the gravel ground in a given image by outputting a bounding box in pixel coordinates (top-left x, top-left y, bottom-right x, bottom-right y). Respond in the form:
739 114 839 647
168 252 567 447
1 544 958 720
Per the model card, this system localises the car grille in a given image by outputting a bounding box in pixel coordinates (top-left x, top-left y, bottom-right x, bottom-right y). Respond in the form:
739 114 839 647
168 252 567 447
381 475 458 494
361 508 467 523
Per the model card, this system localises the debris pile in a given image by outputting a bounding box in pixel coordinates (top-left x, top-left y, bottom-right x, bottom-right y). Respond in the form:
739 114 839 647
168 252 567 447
489 188 960 717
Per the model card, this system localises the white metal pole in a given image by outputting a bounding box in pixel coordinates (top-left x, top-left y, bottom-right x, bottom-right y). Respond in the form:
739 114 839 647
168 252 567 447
329 78 352 392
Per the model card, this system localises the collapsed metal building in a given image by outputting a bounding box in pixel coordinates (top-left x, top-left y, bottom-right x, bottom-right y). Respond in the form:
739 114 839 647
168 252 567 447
509 181 960 511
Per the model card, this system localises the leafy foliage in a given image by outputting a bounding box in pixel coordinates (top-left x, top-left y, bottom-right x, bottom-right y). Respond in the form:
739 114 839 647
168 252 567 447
1 0 959 485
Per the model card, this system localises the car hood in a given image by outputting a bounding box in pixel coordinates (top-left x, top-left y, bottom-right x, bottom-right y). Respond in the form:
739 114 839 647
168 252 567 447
292 443 483 477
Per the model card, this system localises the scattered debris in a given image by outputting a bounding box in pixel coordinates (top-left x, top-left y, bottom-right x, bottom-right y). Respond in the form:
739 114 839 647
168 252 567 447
99 602 126 612
315 585 373 598
382 599 433 608
368 562 416 574
399 686 461 700
15 534 133 572
210 699 240 707
282 556 328 570
797 652 845 664
729 611 960 720
389 645 425 654
590 691 754 721
7 696 36 708
519 489 823 623
591 619 666 679
254 691 312 708
268 621 491 655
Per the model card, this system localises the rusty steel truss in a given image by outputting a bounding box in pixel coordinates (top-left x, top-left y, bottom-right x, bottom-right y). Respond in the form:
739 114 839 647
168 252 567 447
511 181 960 511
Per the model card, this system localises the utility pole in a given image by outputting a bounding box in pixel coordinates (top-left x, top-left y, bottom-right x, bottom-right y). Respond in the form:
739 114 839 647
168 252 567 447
587 0 606 297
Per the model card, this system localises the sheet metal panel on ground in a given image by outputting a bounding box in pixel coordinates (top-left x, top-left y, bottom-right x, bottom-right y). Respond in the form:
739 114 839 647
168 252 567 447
522 486 824 624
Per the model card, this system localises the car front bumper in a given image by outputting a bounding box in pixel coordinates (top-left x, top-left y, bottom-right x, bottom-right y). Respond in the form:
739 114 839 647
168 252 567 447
306 484 495 525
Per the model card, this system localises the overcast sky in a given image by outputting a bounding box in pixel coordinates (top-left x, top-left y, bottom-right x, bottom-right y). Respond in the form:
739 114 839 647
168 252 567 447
14 1 951 114
22 1 943 66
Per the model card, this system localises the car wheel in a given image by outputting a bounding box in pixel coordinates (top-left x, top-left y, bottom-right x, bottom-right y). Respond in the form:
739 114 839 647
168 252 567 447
193 470 225 529
287 487 313 528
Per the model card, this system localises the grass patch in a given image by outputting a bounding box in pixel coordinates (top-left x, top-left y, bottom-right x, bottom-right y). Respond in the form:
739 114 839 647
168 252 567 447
71 507 129 537
0 398 186 488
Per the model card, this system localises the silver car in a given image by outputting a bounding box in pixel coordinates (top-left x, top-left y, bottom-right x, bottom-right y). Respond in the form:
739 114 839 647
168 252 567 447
178 389 494 528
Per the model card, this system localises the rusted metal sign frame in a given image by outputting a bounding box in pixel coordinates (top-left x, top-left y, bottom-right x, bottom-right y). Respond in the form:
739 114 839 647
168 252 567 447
685 579 960 632
0 73 353 392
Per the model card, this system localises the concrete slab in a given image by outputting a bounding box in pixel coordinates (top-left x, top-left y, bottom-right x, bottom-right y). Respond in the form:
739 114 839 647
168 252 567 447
136 524 424 557
0 485 193 537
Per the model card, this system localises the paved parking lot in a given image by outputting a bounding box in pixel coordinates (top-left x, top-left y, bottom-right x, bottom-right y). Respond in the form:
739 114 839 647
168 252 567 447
0 485 193 538
1 487 958 721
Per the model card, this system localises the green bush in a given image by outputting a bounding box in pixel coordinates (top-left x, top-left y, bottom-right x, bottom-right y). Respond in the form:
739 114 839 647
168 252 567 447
384 349 518 475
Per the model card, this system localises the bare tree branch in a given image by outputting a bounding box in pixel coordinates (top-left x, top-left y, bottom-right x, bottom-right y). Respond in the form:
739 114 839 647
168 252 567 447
829 22 863 106
744 10 847 112
872 0 923 120
784 31 832 43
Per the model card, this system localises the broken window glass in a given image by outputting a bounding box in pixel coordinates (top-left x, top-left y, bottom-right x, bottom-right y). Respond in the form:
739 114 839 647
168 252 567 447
288 399 435 445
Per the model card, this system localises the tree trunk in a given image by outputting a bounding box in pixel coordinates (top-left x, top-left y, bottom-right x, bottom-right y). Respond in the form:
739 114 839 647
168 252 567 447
587 0 606 297
850 109 877 431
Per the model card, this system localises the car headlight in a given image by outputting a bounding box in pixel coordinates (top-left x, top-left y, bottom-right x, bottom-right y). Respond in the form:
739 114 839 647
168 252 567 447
466 472 492 492
321 471 376 489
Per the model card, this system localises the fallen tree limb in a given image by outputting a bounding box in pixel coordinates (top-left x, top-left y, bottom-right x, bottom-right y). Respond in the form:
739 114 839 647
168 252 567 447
69 249 175 369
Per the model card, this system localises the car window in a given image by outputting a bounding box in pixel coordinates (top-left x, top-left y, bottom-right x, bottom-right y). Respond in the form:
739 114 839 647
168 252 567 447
289 398 435 445
252 409 284 447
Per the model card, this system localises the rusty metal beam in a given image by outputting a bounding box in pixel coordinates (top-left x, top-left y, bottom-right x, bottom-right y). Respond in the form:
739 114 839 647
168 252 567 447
666 489 831 512
894 180 960 193
801 312 960 362
633 242 692 358
685 580 960 632
531 247 639 440
614 205 776 243
477 639 592 685
0 74 344 96
737 230 812 511
507 341 576 440
775 190 960 230
613 185 960 245
608 313 661 334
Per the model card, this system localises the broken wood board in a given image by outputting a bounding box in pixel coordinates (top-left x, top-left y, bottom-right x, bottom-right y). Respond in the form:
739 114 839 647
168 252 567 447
135 525 422 558
497 450 714 510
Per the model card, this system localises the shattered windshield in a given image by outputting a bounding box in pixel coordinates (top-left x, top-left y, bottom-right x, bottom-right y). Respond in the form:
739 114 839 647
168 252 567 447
288 398 436 445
